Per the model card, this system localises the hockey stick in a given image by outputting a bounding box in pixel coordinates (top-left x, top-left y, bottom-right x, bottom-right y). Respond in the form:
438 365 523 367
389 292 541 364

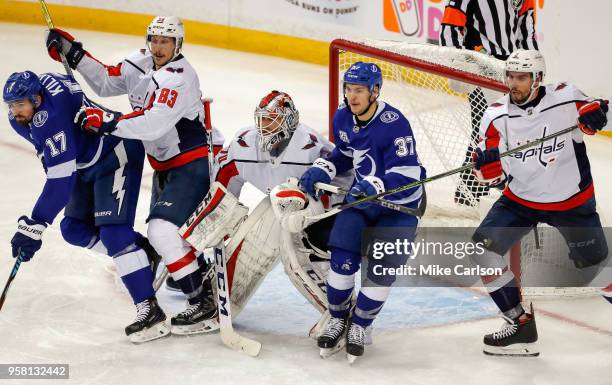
308 124 579 221
203 98 262 357
0 256 23 312
314 182 425 217
38 0 74 77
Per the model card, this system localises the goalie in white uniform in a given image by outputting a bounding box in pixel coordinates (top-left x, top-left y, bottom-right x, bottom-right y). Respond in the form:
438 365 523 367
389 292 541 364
180 90 352 324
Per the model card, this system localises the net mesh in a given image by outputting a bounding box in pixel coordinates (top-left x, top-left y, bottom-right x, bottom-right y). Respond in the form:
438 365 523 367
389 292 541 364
334 39 505 219
331 39 598 297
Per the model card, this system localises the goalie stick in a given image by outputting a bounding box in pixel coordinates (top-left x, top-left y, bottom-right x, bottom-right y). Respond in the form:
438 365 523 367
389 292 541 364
0 256 23 312
203 98 262 357
38 0 74 77
308 124 579 221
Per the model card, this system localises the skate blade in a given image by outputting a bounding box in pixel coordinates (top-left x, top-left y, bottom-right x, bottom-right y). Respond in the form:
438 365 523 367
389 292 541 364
171 319 220 335
319 339 346 359
129 322 170 344
483 343 539 357
347 353 359 365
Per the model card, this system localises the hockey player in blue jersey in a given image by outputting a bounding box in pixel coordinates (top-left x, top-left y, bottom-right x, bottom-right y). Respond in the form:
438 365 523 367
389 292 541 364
3 71 167 343
299 62 426 362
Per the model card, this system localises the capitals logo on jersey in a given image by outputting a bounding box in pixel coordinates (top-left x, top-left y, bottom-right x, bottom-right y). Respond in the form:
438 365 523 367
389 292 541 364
511 126 565 167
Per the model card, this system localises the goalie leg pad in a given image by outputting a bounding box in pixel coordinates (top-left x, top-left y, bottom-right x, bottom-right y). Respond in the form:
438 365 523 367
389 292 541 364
226 198 282 317
280 232 329 314
180 182 249 251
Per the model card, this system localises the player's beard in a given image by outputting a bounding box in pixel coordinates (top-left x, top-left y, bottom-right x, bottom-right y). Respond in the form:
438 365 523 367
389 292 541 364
510 89 530 105
14 115 31 126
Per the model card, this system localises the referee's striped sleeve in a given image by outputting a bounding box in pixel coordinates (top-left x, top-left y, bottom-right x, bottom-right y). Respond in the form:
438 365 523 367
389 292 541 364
516 0 538 50
440 0 469 48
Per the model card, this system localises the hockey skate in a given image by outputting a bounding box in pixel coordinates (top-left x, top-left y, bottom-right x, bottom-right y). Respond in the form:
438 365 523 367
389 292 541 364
483 305 539 357
346 319 367 364
125 297 170 344
170 296 219 335
317 316 348 358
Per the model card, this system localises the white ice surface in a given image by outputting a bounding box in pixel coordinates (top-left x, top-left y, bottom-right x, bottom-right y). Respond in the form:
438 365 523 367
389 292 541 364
0 23 610 385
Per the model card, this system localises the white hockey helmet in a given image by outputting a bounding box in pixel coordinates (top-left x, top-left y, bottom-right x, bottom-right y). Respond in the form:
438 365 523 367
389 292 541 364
254 90 299 152
146 16 184 59
505 49 546 82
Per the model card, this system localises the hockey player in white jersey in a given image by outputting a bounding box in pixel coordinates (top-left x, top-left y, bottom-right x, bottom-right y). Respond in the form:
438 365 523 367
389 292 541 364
180 90 352 321
45 16 223 336
471 50 610 356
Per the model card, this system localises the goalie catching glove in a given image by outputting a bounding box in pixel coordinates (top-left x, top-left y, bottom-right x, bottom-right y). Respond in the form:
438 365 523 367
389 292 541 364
270 178 325 233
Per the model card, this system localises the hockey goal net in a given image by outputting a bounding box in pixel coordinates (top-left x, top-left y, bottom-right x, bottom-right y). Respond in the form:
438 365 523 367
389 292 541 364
329 38 598 298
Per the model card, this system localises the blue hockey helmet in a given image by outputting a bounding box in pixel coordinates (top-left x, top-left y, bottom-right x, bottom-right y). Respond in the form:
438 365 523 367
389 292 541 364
3 71 42 105
342 62 383 95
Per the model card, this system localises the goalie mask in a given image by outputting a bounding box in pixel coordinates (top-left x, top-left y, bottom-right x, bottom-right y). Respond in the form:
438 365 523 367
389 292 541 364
254 90 299 152
146 16 184 60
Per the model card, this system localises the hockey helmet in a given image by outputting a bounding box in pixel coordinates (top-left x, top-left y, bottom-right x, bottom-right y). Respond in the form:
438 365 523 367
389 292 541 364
146 16 184 59
3 71 42 106
505 49 546 82
254 90 299 152
343 61 383 95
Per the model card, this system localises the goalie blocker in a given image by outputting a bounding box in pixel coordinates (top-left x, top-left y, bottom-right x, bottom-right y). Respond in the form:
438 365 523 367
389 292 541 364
179 181 332 319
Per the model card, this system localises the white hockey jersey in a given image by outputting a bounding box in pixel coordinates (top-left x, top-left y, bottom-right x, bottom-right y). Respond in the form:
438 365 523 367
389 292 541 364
478 82 609 211
76 50 224 170
214 124 353 202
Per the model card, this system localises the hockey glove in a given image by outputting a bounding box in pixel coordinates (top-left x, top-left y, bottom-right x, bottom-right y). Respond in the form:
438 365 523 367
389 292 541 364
472 148 503 185
75 106 120 136
578 99 609 135
46 28 87 70
299 159 334 199
346 176 385 210
11 216 47 262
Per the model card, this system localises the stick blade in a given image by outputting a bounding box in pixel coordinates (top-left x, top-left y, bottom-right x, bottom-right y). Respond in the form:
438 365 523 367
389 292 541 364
220 329 262 357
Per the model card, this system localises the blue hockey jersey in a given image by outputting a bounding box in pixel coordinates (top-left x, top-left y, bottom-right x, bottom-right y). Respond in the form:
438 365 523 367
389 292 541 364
8 73 117 224
323 102 425 208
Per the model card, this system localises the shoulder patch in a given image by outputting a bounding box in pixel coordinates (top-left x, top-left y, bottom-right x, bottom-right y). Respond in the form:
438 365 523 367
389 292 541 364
237 130 250 148
33 110 48 128
338 130 349 143
380 111 399 124
301 134 319 150
166 67 184 73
